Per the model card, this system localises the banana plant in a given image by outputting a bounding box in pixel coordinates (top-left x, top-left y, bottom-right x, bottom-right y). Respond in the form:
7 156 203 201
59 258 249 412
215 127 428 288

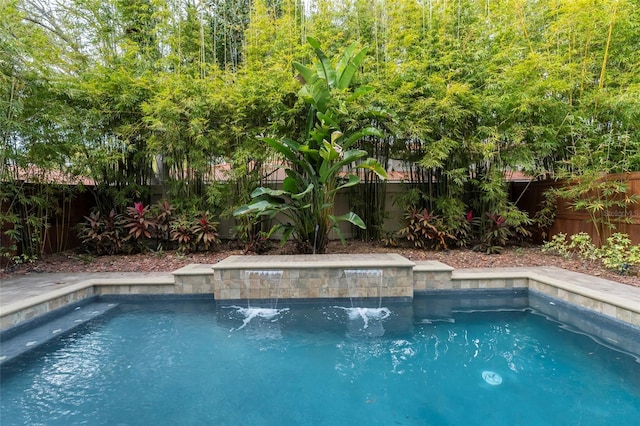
234 37 388 254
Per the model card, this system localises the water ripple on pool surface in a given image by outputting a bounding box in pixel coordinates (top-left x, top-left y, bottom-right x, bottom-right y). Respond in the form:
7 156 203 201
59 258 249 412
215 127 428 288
1 301 639 425
224 306 290 331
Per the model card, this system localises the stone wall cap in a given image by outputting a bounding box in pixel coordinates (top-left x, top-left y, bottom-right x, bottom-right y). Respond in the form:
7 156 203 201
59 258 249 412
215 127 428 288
413 261 455 272
212 253 416 269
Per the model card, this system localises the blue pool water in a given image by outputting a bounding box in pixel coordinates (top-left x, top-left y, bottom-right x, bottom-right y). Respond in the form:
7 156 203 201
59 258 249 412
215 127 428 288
1 298 639 425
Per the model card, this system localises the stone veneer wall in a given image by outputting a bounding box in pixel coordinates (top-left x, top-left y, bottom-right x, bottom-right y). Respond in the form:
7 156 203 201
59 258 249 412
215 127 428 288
528 278 639 327
412 261 454 292
1 278 175 331
207 254 416 300
0 286 95 331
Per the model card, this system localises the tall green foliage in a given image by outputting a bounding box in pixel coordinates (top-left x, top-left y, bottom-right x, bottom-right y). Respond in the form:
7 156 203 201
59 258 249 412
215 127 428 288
0 0 86 262
2 0 639 254
234 37 387 254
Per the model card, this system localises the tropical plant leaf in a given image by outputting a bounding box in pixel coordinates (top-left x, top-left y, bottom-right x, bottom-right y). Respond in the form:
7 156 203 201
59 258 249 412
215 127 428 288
320 149 369 183
278 225 295 245
306 79 331 112
250 187 288 198
262 137 298 163
346 86 375 102
334 174 361 191
331 224 347 245
291 183 314 200
282 176 298 194
357 158 388 179
307 36 336 87
330 212 366 229
319 140 341 162
337 46 368 90
316 111 340 128
342 127 383 149
336 42 358 80
293 61 317 85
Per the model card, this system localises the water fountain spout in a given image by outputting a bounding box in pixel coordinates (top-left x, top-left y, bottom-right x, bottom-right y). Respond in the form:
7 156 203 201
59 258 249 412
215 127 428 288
343 269 384 308
245 269 284 308
339 269 390 336
226 269 288 331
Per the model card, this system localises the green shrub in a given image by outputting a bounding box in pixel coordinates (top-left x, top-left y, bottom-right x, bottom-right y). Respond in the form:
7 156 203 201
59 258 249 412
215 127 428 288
541 233 570 258
598 233 640 275
568 232 598 261
542 231 640 276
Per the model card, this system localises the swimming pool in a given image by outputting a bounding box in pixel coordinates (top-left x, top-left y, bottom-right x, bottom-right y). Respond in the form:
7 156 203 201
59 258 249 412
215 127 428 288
1 295 639 425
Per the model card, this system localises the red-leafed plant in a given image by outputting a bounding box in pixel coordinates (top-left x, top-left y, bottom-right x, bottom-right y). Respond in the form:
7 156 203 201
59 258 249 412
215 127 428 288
123 202 157 248
191 212 219 251
170 214 194 253
78 209 124 255
232 215 272 254
480 213 510 254
398 208 454 250
151 200 175 244
475 210 531 254
448 211 475 249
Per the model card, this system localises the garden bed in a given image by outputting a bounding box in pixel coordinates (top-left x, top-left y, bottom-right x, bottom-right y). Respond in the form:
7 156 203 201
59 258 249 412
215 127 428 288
2 241 637 287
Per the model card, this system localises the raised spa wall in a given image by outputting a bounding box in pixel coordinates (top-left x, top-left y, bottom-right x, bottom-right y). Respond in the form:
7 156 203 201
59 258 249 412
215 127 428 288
207 253 416 300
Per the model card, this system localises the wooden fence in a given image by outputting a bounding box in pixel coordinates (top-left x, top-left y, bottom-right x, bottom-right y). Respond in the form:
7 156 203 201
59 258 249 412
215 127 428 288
3 173 638 266
1 184 94 266
512 172 640 245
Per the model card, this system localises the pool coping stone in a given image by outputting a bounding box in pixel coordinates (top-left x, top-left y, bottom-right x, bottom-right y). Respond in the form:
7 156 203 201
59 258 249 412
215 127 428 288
1 258 639 332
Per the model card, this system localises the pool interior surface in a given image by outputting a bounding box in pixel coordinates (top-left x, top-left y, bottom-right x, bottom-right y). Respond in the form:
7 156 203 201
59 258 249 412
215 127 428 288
1 295 639 425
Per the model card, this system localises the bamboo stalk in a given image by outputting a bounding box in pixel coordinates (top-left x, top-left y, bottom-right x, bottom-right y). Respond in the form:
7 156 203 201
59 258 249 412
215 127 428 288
599 0 618 90
579 28 592 100
518 4 534 54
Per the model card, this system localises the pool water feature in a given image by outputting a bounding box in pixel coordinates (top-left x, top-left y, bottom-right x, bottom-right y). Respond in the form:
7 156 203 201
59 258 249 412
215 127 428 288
340 269 391 336
343 268 385 306
224 270 289 330
223 305 290 331
1 297 639 425
243 269 284 305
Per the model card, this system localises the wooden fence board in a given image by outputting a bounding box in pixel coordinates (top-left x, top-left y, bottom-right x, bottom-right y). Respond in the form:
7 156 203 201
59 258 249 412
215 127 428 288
513 172 640 245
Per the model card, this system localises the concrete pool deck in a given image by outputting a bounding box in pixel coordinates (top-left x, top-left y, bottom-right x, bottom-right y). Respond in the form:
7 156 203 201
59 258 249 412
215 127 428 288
1 260 639 333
